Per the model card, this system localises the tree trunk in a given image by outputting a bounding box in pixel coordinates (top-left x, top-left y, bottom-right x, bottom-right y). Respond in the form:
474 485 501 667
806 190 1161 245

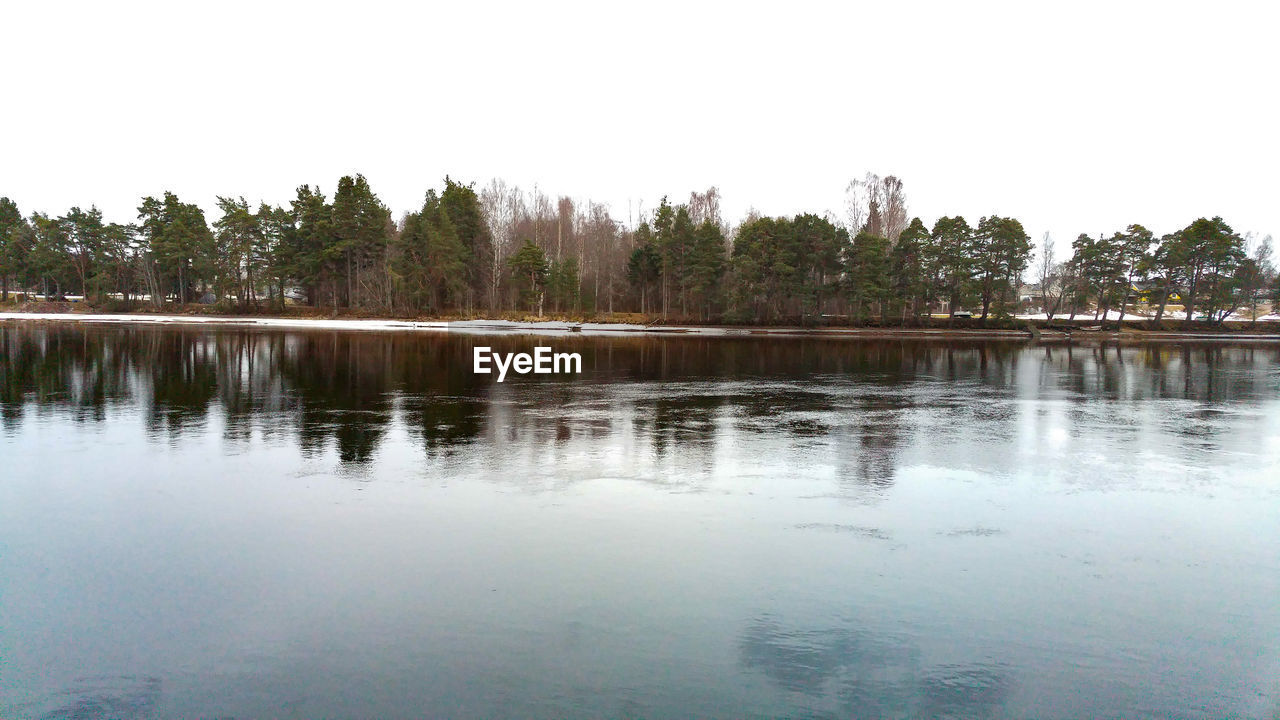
1153 283 1169 326
1115 275 1131 330
1183 272 1201 329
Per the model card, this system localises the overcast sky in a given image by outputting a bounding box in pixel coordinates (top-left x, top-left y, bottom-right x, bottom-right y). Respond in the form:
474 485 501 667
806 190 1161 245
3 0 1276 254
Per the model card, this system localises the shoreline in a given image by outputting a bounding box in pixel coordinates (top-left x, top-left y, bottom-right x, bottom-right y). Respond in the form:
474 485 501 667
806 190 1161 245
4 310 1280 343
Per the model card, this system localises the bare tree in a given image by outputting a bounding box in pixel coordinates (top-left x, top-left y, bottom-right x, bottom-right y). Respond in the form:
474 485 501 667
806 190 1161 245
1244 233 1274 324
1037 232 1056 319
479 178 525 310
876 176 909 242
845 179 867 235
556 197 574 261
576 200 621 314
531 186 552 250
845 173 909 242
688 187 726 233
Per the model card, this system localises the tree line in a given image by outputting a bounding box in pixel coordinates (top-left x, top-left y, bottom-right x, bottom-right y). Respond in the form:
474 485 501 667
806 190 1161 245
0 173 1275 326
1036 220 1275 326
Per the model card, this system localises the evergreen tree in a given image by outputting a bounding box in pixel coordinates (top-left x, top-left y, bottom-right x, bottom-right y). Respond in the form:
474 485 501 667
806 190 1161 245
626 222 661 315
670 207 696 316
547 257 581 312
99 221 138 303
890 218 931 324
1153 217 1245 325
214 197 263 307
256 204 293 310
653 197 676 316
60 206 107 301
508 240 549 313
286 185 333 307
793 213 844 320
931 216 973 319
686 220 727 320
438 177 493 310
330 174 391 309
0 197 28 301
28 213 73 298
731 216 801 322
1139 231 1187 324
137 192 214 304
393 191 468 313
972 215 1031 320
1111 224 1153 325
845 231 890 323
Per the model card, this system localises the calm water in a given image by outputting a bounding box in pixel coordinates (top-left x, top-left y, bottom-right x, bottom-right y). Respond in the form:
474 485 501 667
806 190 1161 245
2 322 1279 719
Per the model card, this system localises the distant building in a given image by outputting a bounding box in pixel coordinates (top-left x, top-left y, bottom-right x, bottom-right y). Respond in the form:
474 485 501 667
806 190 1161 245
1018 284 1046 312
1131 283 1181 304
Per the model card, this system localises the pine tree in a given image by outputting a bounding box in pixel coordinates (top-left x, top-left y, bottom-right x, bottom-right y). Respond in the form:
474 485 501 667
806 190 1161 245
508 240 549 314
845 231 890 323
285 185 332 307
891 218 931 324
792 213 844 321
330 175 391 309
0 197 27 301
687 220 727 320
1112 224 1153 326
137 192 214 305
731 216 800 322
626 222 661 315
393 192 468 314
438 177 493 311
653 198 676 317
931 216 973 320
972 216 1031 321
1175 217 1245 325
547 257 581 312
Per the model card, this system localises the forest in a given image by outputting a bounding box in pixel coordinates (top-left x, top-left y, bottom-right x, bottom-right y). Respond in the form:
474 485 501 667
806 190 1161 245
0 174 1275 327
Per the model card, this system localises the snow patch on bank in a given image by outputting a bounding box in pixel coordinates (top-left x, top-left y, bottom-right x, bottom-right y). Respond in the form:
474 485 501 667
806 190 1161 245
0 313 1036 338
0 313 687 337
4 312 1277 339
0 312 452 332
1016 311 1151 321
1017 310 1280 323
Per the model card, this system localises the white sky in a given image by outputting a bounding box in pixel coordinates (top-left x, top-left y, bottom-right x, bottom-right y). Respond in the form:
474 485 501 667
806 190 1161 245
3 0 1277 253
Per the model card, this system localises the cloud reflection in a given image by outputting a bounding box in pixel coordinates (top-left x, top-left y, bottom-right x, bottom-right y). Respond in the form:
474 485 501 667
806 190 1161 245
740 616 1012 719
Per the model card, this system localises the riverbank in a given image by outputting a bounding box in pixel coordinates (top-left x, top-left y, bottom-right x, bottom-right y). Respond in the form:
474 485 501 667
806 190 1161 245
4 308 1280 342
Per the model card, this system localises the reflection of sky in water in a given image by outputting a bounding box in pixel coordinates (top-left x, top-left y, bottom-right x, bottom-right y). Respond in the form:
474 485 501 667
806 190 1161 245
2 324 1279 718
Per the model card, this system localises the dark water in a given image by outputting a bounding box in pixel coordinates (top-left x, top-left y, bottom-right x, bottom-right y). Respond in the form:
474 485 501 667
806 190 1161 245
2 322 1279 719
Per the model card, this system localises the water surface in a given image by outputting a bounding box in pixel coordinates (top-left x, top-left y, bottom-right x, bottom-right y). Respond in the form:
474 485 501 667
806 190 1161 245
2 322 1279 718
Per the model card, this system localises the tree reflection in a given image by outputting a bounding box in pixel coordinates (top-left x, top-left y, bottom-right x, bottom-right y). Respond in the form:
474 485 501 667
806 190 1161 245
635 391 724 458
2 323 1276 481
405 395 486 456
142 330 219 437
740 615 1012 718
276 333 395 464
837 393 909 491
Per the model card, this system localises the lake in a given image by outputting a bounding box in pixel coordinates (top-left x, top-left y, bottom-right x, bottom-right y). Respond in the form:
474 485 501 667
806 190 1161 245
2 322 1279 719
